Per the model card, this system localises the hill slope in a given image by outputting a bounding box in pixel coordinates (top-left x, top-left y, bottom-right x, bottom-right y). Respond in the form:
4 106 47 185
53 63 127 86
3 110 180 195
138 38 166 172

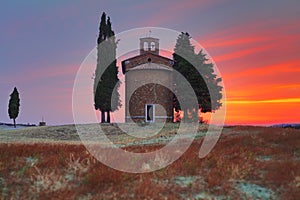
0 125 299 199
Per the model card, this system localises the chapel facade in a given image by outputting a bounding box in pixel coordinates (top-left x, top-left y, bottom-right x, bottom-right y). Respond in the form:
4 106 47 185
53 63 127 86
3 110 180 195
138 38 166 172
122 37 174 122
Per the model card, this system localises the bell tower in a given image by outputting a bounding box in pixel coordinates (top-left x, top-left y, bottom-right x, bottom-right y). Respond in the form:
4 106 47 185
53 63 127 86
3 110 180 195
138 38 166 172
139 37 159 55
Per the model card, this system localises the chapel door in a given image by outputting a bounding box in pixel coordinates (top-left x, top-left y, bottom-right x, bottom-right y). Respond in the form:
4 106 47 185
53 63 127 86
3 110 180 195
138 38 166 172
145 104 155 122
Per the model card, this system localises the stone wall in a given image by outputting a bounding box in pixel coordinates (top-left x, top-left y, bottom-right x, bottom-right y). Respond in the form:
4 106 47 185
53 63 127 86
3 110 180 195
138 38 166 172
122 52 173 74
125 64 174 123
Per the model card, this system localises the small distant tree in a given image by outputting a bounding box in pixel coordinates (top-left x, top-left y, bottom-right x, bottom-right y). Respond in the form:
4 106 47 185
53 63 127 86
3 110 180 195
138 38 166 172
8 87 20 128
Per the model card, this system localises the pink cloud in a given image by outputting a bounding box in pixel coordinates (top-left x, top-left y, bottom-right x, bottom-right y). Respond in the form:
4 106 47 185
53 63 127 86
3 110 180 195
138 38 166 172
136 0 222 27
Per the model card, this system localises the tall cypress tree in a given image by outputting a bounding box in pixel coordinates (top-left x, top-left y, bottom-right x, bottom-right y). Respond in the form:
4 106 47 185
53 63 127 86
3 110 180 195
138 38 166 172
94 12 121 123
173 32 222 122
194 50 222 113
8 87 20 128
173 32 196 122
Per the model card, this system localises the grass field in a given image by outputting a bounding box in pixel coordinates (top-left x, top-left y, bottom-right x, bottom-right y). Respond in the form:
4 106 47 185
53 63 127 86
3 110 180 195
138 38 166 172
0 124 299 199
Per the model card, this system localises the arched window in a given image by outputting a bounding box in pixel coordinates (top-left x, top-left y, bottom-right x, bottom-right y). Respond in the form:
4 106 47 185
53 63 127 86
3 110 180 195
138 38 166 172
150 42 155 51
144 42 148 51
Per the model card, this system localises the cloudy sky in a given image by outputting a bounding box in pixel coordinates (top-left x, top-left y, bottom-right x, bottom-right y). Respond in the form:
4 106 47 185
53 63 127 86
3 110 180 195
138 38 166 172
0 0 299 125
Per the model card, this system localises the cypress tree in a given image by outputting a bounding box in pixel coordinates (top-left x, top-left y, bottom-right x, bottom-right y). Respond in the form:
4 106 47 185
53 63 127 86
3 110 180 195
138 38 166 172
173 32 222 122
8 87 20 128
194 50 222 113
94 12 121 123
173 32 196 122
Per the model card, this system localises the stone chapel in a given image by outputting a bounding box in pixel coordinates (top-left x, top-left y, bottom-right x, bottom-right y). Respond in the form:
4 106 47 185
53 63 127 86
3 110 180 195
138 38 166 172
121 37 174 122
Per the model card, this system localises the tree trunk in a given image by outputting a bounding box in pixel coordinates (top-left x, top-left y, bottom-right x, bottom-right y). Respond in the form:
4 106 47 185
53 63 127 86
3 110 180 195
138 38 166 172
106 111 110 123
183 108 188 122
191 108 198 122
101 111 106 123
13 118 16 128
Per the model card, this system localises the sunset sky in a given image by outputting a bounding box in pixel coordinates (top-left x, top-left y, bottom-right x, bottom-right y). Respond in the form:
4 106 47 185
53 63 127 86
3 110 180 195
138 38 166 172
0 0 299 126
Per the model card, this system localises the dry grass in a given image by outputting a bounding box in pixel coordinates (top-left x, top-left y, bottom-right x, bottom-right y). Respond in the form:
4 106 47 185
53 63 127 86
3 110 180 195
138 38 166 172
0 125 299 199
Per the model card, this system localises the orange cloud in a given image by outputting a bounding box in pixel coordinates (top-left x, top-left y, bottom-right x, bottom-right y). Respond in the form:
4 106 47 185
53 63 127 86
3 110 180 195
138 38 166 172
198 19 300 125
227 98 300 104
225 101 300 125
203 35 270 49
213 43 277 62
225 59 300 79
